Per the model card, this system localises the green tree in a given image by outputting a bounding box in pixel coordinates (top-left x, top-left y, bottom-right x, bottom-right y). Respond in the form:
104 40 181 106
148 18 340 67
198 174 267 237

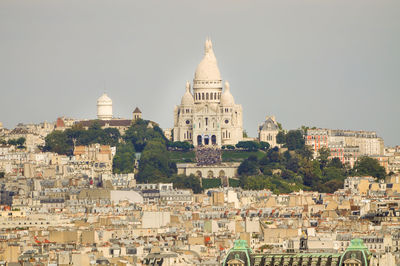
123 119 166 152
323 179 344 193
112 143 136 174
235 141 261 151
242 176 268 190
222 145 235 150
7 139 17 146
259 141 270 151
65 127 84 147
103 128 121 146
43 131 72 155
317 147 331 170
299 160 321 187
352 156 386 179
286 156 300 172
285 130 305 150
266 147 282 163
328 157 344 169
296 145 313 160
238 156 259 176
168 141 193 151
170 174 202 193
276 131 286 144
137 140 171 182
7 137 26 149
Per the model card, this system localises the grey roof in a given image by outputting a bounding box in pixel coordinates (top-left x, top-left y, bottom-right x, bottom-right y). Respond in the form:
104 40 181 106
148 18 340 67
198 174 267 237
259 117 279 131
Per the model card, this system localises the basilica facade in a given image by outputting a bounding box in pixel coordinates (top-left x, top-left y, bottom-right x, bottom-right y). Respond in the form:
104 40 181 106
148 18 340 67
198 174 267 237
173 39 243 147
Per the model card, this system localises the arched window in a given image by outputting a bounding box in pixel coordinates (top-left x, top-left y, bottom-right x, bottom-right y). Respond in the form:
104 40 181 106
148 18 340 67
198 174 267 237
207 170 214 178
211 135 217 145
202 93 205 100
210 93 213 100
197 136 202 146
214 92 217 100
195 93 197 100
206 93 209 100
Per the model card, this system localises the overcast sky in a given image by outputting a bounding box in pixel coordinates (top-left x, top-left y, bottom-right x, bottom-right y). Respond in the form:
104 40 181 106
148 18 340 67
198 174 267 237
0 0 399 145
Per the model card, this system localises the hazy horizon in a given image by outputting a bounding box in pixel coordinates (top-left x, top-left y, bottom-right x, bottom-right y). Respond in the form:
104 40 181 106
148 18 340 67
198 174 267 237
1 0 399 146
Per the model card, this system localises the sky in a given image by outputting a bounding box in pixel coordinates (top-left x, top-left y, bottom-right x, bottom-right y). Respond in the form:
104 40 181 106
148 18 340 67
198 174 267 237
0 0 399 146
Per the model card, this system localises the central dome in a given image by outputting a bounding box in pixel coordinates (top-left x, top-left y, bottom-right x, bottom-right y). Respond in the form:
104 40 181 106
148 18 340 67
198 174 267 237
193 39 222 89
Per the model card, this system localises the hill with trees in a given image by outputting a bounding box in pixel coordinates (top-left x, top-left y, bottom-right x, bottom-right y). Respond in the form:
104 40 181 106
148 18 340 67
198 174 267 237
44 122 386 194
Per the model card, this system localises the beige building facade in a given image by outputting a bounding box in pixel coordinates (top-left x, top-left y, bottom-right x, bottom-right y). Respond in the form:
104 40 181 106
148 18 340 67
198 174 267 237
258 115 280 148
176 162 240 179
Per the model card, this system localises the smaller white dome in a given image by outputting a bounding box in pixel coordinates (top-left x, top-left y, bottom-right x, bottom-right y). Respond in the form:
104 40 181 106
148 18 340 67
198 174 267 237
97 93 112 104
220 81 235 106
181 81 194 105
97 93 113 120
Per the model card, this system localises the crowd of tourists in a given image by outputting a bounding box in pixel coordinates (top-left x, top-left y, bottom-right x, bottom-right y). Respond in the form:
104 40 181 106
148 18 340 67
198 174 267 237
195 147 222 166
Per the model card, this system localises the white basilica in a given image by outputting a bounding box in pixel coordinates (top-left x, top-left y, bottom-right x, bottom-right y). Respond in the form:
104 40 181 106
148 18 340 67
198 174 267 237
173 39 243 147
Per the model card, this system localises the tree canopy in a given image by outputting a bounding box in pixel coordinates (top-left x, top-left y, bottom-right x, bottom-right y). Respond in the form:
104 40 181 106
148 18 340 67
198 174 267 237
44 121 121 155
123 119 166 152
112 143 136 174
235 141 264 151
236 141 348 193
136 140 173 183
7 137 26 149
168 141 194 151
351 156 386 179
